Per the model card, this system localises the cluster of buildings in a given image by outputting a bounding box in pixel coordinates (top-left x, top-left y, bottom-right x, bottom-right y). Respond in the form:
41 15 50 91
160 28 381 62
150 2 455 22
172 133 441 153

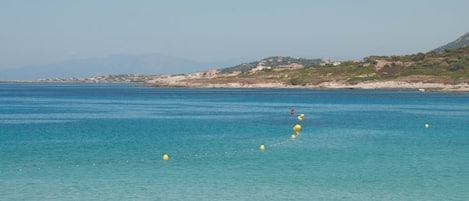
319 59 342 66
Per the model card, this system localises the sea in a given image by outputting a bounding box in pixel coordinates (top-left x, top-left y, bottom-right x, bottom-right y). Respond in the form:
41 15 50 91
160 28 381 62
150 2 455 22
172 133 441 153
1 82 468 201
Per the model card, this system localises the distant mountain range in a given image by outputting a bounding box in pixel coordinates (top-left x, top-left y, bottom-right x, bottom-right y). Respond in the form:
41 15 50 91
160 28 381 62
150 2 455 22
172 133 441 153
1 54 246 80
433 32 469 52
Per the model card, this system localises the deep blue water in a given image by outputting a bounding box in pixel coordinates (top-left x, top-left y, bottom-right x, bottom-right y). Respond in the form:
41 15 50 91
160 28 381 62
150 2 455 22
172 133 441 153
1 83 469 200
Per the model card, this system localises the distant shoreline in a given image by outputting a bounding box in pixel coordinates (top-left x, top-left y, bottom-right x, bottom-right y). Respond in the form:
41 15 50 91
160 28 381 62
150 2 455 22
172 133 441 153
5 74 467 94
2 77 468 93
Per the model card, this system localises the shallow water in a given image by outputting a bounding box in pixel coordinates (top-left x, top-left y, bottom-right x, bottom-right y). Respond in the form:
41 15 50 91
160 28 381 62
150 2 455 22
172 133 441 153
1 83 468 200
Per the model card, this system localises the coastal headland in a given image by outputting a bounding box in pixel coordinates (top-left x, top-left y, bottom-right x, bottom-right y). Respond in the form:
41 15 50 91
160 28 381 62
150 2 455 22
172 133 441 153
144 74 469 92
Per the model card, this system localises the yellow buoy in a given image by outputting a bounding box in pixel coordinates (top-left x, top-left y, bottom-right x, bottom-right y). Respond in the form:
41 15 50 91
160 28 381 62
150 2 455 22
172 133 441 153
291 134 297 140
300 114 304 117
259 144 266 151
293 124 302 133
162 154 170 161
297 116 303 121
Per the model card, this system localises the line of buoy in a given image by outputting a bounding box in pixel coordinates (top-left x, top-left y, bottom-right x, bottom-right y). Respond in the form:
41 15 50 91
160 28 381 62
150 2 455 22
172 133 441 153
259 112 304 152
161 115 431 160
163 111 305 160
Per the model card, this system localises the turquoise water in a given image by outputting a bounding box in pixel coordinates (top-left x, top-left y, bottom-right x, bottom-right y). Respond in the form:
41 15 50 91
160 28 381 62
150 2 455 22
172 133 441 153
1 83 469 200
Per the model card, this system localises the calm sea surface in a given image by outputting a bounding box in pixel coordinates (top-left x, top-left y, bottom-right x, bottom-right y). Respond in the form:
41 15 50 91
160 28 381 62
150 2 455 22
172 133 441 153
1 83 468 201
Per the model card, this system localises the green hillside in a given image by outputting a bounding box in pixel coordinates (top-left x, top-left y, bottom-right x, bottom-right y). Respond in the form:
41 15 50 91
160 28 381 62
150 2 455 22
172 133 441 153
199 46 469 86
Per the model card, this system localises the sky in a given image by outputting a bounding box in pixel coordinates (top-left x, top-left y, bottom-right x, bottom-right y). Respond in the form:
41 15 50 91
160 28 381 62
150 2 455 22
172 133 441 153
1 0 468 71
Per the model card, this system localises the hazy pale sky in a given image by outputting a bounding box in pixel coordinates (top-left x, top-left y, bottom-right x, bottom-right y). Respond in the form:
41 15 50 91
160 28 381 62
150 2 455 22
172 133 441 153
1 0 468 70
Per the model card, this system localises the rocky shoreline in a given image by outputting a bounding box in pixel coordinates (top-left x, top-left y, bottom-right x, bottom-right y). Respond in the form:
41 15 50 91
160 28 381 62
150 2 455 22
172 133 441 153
316 81 469 92
145 74 469 92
